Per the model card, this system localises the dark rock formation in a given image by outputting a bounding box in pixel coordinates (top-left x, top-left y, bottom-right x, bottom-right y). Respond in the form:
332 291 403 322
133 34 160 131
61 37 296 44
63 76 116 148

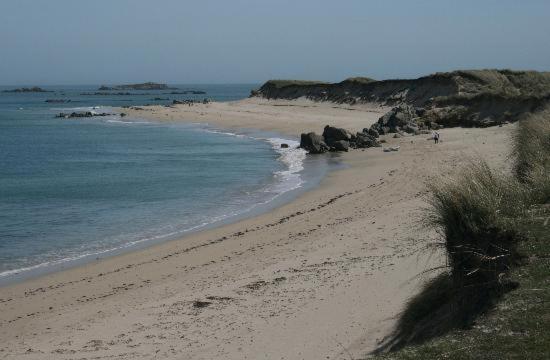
81 92 138 96
3 87 50 93
322 125 351 142
168 90 207 95
331 140 349 152
280 143 289 148
300 132 329 154
98 82 177 91
45 99 71 103
369 105 425 135
300 125 382 154
354 132 381 148
173 98 210 105
55 111 113 119
363 127 379 138
322 125 354 151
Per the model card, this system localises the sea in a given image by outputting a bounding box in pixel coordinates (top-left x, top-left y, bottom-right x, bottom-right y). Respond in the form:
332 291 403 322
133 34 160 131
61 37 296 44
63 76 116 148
0 85 336 285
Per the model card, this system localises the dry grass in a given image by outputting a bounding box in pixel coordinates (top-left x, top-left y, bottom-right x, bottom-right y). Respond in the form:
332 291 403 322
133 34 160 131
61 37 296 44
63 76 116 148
513 108 550 203
373 213 550 359
262 80 328 89
373 107 550 357
427 161 528 291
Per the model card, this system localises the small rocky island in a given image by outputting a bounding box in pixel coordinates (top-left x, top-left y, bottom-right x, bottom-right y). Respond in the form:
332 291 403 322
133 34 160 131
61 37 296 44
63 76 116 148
98 82 176 91
3 87 50 93
55 111 114 119
45 99 71 103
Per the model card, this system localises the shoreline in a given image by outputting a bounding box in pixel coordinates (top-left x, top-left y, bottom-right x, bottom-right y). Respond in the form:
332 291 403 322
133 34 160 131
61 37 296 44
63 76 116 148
0 98 516 359
0 122 334 287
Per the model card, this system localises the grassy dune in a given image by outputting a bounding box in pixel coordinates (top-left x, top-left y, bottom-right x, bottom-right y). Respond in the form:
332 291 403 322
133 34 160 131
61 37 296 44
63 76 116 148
371 108 550 359
513 108 550 203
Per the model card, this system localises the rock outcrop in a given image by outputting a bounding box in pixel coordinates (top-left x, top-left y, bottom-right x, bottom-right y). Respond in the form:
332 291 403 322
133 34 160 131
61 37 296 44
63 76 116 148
168 90 207 95
300 132 329 154
322 126 353 152
369 105 423 135
300 126 381 154
354 132 381 148
45 99 71 103
331 140 349 152
55 111 114 119
98 82 177 91
3 87 50 93
322 125 351 142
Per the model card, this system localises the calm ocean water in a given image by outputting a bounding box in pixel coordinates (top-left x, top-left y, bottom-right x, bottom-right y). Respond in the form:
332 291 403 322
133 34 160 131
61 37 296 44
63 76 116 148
0 85 332 284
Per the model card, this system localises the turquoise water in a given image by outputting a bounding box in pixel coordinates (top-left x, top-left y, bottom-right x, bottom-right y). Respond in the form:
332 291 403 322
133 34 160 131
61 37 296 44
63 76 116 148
0 85 322 283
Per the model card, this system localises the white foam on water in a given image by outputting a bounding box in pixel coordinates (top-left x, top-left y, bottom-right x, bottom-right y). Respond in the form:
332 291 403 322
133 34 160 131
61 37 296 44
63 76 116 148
201 128 307 193
50 105 108 112
264 137 306 193
105 119 152 125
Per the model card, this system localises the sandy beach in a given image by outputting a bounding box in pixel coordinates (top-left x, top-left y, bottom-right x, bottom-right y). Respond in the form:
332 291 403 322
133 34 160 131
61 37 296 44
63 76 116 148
0 99 515 359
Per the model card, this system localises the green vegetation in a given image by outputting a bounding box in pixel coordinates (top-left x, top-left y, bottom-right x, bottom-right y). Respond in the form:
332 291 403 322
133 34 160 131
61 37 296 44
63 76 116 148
431 69 550 97
513 108 550 203
341 77 377 84
262 79 328 89
373 215 549 359
371 108 550 359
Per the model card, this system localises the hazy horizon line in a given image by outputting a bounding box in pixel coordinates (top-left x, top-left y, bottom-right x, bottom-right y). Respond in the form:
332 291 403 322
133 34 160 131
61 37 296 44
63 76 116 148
2 67 550 88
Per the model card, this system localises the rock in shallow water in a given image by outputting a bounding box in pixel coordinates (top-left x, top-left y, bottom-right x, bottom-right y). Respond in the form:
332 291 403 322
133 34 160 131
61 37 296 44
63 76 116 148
300 132 329 154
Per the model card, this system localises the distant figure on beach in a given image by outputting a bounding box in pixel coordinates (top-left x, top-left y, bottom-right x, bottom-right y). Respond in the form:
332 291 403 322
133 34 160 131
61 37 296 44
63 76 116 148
433 131 440 144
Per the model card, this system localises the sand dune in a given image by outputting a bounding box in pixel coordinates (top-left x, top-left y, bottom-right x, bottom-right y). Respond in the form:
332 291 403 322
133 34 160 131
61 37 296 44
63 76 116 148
0 99 515 359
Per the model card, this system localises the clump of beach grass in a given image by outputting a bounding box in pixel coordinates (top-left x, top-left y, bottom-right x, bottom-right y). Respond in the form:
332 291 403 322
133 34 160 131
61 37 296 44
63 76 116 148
375 107 550 355
376 161 531 352
426 160 530 320
512 108 550 204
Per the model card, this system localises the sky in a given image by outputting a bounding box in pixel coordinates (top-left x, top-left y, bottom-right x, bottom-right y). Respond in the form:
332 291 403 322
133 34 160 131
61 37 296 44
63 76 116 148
1 0 549 85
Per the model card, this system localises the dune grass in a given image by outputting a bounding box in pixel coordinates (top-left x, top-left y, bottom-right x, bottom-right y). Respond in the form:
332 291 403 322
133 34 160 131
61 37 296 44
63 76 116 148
513 108 550 204
426 161 529 292
262 80 329 89
341 77 377 84
371 108 549 358
374 161 530 353
373 212 549 359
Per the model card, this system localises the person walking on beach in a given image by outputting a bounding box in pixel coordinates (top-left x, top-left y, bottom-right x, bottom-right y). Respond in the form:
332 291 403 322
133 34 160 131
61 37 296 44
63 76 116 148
433 131 440 144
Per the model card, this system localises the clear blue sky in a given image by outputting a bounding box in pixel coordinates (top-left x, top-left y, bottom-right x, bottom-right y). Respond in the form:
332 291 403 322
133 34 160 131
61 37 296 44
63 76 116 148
1 0 549 85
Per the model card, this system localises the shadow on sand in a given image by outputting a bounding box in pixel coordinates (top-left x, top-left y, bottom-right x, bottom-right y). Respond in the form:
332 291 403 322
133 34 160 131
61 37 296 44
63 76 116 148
373 272 518 354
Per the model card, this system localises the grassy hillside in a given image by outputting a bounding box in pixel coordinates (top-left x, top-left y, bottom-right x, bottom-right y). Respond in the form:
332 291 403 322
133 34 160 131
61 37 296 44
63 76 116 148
253 69 550 103
259 80 329 89
252 70 550 128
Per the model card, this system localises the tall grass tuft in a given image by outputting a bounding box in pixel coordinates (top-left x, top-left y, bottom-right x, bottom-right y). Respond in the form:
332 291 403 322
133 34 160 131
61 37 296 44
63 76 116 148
377 112 549 352
512 108 550 204
426 161 529 321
